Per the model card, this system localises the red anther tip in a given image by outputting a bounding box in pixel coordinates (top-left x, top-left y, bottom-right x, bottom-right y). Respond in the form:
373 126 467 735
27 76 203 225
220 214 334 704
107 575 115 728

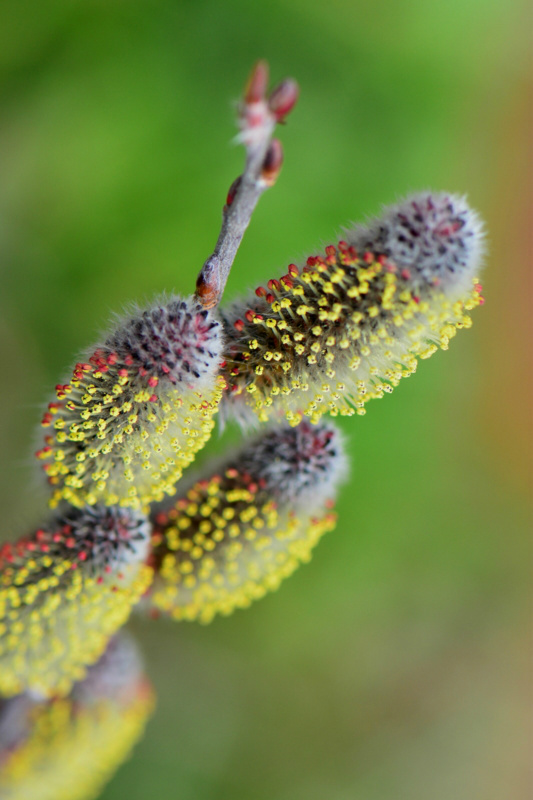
288 263 299 276
267 279 280 292
147 376 158 387
268 78 299 121
255 286 267 297
325 245 336 257
364 252 374 263
244 60 269 104
234 319 245 331
261 139 283 185
266 293 275 303
245 310 256 323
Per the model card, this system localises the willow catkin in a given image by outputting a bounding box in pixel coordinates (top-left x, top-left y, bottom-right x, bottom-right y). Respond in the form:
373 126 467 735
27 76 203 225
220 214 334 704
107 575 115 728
220 192 485 426
145 420 347 623
0 505 152 698
36 296 225 510
0 634 154 800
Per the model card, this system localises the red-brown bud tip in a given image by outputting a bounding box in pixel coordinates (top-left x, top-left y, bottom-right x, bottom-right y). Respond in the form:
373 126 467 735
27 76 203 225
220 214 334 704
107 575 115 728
226 176 242 207
196 259 222 309
268 79 299 121
244 60 269 104
261 139 283 185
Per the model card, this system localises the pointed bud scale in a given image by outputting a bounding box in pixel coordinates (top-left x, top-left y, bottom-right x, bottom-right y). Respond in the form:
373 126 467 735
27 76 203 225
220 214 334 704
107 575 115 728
220 192 485 426
268 78 299 122
145 420 346 624
36 296 225 510
0 634 155 800
244 60 269 104
260 138 283 186
0 506 153 698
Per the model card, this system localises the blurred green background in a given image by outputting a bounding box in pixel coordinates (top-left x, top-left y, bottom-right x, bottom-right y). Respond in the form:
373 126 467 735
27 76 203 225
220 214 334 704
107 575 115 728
0 1 531 798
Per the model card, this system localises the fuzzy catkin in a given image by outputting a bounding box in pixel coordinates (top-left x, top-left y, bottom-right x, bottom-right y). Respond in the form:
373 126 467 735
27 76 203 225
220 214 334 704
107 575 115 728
0 634 154 800
36 296 225 510
220 192 485 426
146 420 346 624
0 505 152 698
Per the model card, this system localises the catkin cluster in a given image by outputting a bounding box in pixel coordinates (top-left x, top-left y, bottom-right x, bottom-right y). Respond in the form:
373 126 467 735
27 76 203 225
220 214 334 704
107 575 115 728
1 191 484 704
0 57 488 799
0 188 484 799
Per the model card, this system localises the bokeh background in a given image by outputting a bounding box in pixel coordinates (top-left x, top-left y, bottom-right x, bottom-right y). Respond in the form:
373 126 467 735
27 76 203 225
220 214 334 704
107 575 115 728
0 1 531 798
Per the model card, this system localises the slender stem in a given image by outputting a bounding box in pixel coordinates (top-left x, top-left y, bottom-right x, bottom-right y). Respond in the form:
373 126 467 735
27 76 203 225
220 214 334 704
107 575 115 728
195 61 298 309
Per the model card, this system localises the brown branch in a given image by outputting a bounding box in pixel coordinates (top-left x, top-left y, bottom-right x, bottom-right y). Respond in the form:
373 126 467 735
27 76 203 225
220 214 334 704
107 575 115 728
195 61 298 309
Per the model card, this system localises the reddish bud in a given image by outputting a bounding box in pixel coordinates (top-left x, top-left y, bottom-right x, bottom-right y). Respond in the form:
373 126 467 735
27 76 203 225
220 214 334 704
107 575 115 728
244 60 269 104
196 265 221 310
261 139 283 186
226 176 242 207
268 79 299 122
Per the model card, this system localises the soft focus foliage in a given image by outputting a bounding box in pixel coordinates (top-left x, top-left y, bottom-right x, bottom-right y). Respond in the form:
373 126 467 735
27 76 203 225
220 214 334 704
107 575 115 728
0 1 530 799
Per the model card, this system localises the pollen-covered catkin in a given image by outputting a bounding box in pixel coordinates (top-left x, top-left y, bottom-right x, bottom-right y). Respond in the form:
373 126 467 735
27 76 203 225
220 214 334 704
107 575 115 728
36 296 225 510
145 420 346 624
0 505 152 698
0 634 154 800
220 192 485 426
